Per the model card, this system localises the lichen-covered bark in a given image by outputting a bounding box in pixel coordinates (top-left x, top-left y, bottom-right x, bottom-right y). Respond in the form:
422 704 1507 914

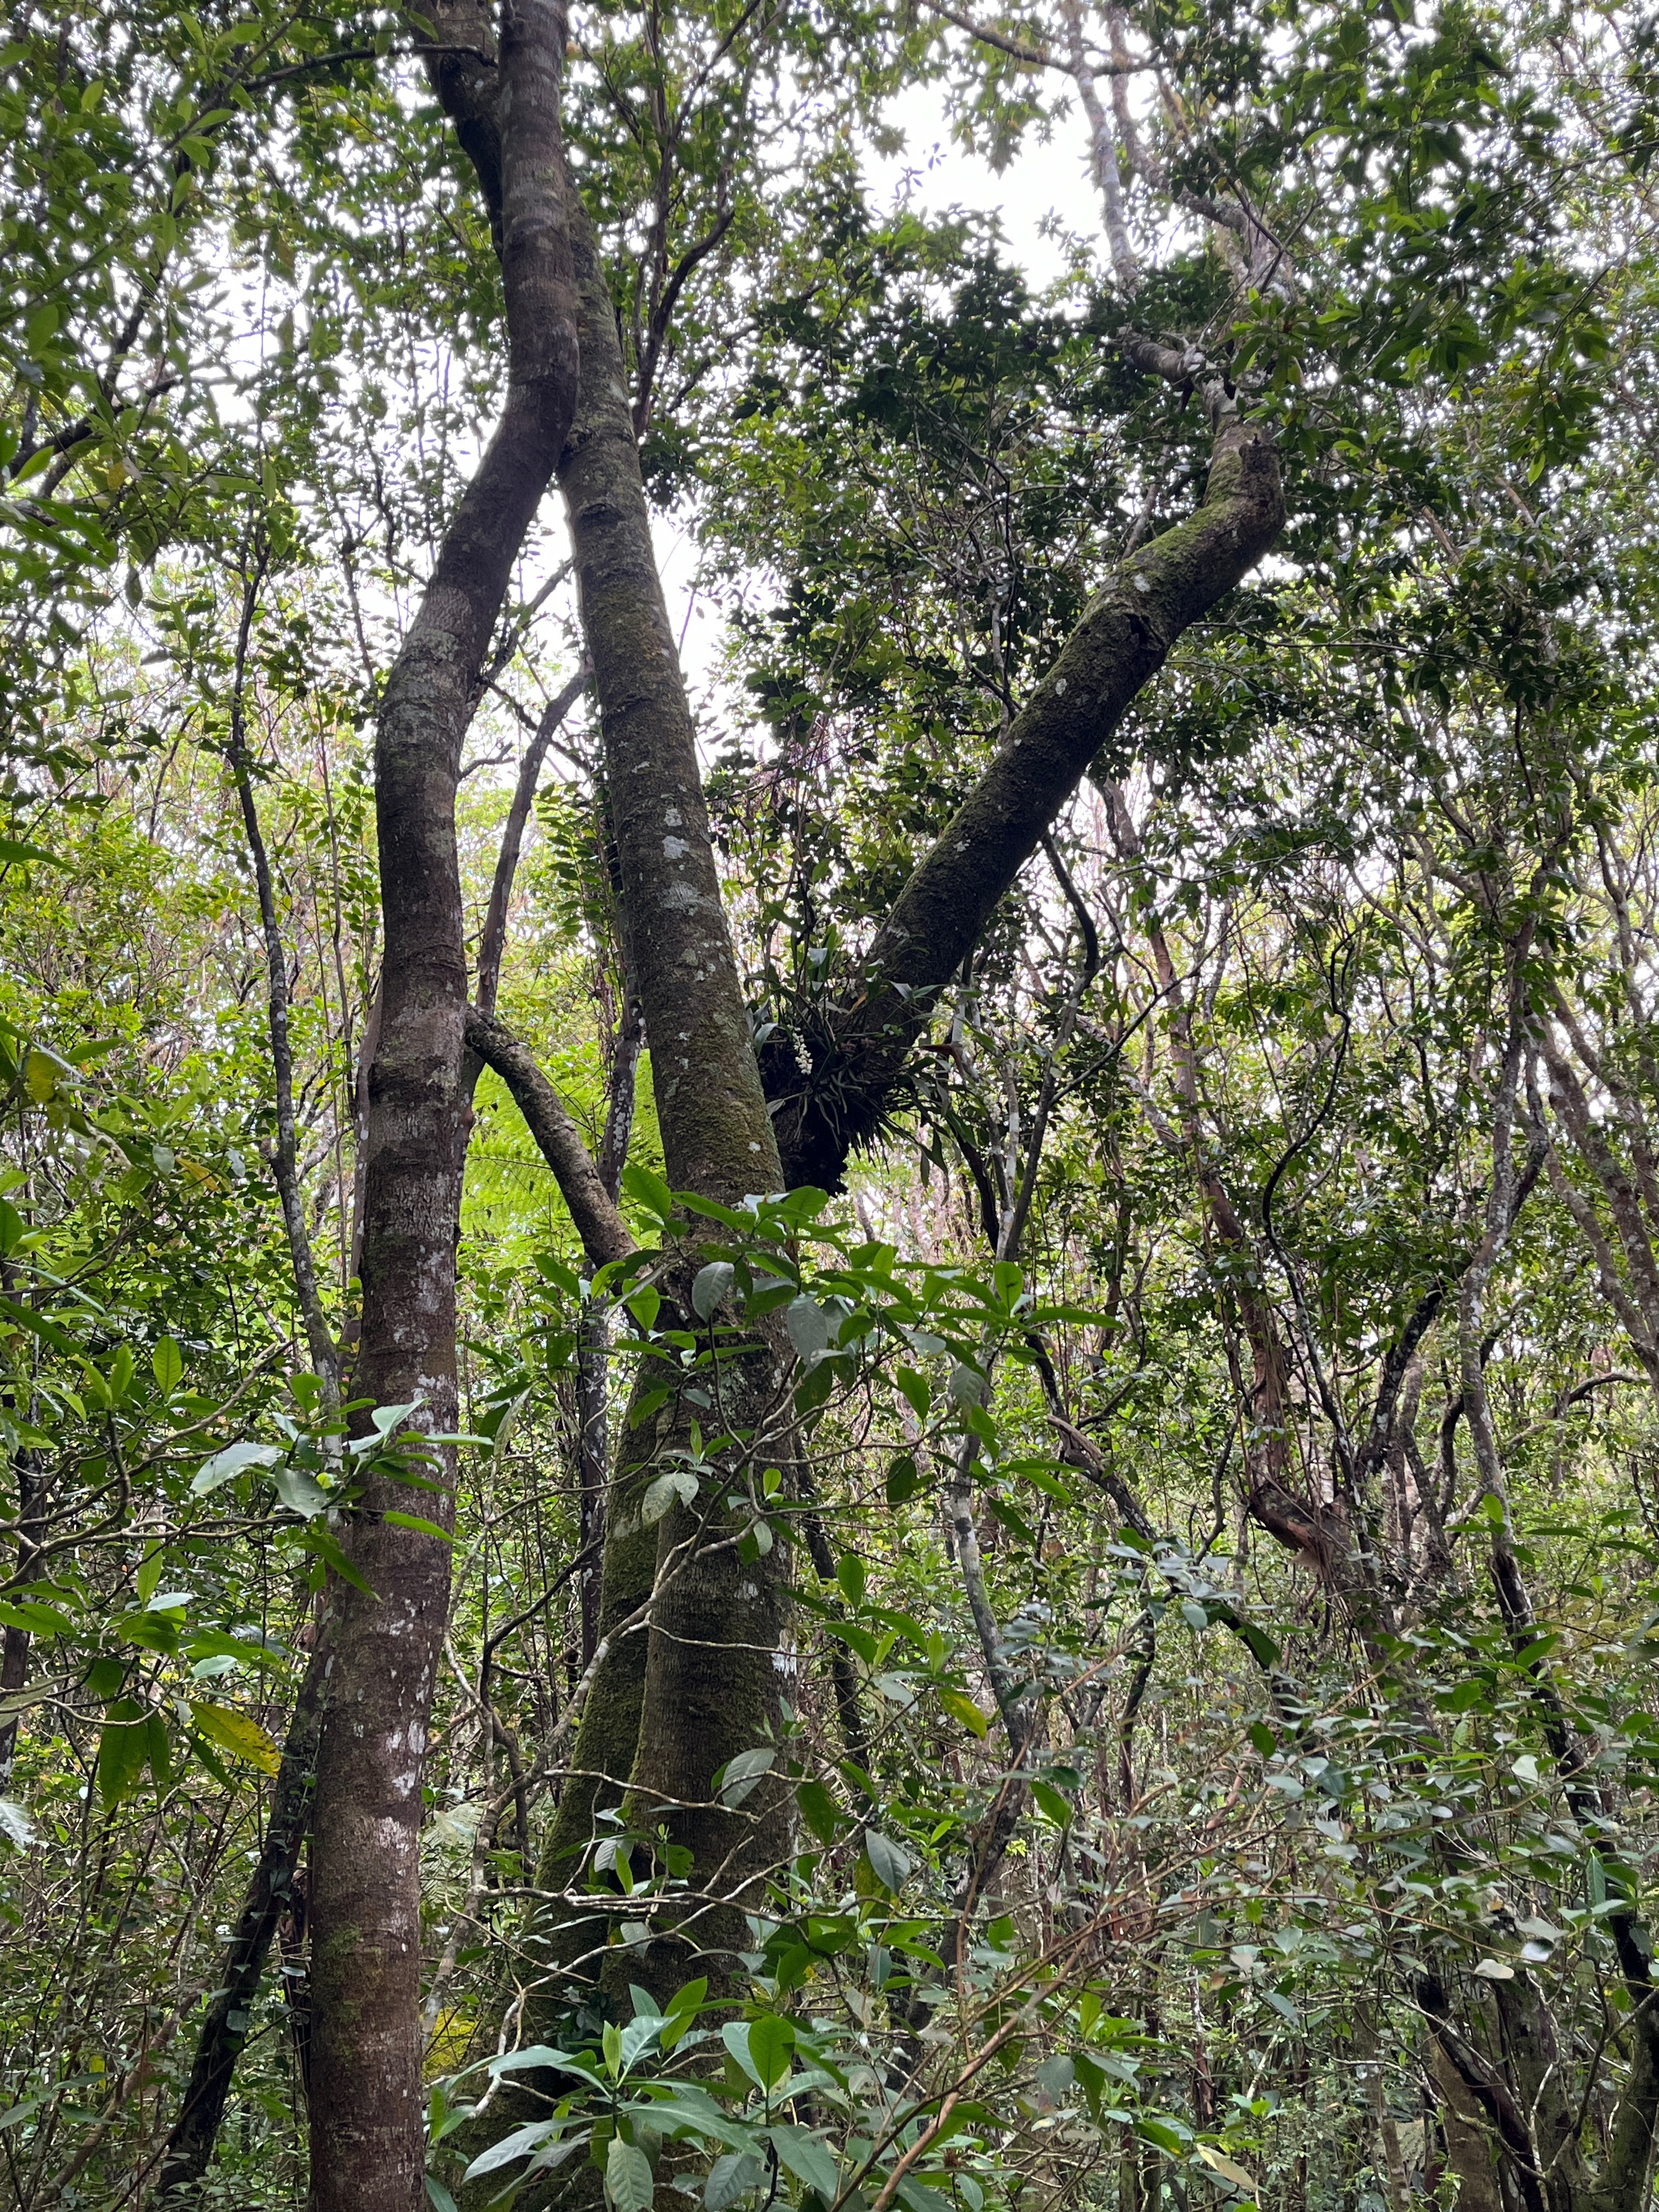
512 180 792 2022
305 10 579 2207
560 195 779 1203
766 407 1284 1192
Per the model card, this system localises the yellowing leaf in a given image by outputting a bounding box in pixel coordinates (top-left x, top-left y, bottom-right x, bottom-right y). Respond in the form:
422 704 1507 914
1197 2146 1256 2197
939 1687 990 1739
190 1701 279 1775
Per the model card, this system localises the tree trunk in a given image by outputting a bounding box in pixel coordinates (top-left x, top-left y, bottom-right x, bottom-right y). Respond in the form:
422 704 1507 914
0 1446 43 1788
305 8 578 2206
1431 2035 1505 2212
511 176 791 2032
154 1635 327 2203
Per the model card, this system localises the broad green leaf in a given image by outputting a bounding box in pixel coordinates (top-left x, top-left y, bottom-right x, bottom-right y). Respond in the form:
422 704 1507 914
864 1831 911 1891
795 1779 842 1846
606 2134 655 2212
462 2119 563 2182
718 1747 775 1808
705 2152 766 2210
747 2011 794 2090
97 1700 153 1808
273 1463 330 1519
643 1469 699 1526
621 1163 673 1225
191 1440 281 1496
768 2124 835 2199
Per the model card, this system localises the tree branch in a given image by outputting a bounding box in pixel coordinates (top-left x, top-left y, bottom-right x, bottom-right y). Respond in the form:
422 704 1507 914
464 1006 635 1270
766 408 1282 1190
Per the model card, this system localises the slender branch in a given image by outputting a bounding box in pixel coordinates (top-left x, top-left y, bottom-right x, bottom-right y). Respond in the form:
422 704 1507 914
474 665 588 1020
464 1006 635 1269
224 556 340 1400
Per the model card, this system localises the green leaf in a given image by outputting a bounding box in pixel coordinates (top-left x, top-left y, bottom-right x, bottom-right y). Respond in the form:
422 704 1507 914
273 1463 330 1519
606 2134 656 2212
1034 2055 1075 2106
794 1359 837 1415
796 1779 842 1846
0 1297 77 1355
895 1366 930 1418
747 2012 795 2091
721 2021 763 2089
661 1976 707 2050
864 1830 911 1891
718 1747 776 1808
1235 1621 1280 1668
836 1552 866 1606
886 1453 920 1504
97 1700 153 1807
151 1337 183 1393
769 2124 836 2199
0 1600 74 1638
786 1297 832 1361
383 1512 456 1543
644 1469 699 1526
622 1162 674 1226
191 1440 281 1497
462 2119 564 2182
1030 1779 1073 1825
705 2152 766 2210
0 837 60 869
692 1261 735 1319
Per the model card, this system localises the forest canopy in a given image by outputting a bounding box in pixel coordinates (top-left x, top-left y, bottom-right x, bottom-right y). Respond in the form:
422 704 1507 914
4 5 1659 2212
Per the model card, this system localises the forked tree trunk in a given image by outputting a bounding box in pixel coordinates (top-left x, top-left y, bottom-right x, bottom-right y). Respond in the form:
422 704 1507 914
511 215 1289 2050
304 8 579 2206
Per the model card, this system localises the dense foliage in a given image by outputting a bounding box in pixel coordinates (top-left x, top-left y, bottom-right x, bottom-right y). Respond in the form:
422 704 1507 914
7 5 1659 2212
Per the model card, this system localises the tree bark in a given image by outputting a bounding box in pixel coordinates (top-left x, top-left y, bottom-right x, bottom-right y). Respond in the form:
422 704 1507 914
305 8 579 2207
509 177 792 2037
578 992 641 1662
0 1446 43 1790
1430 2034 1504 2212
154 1636 327 2203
